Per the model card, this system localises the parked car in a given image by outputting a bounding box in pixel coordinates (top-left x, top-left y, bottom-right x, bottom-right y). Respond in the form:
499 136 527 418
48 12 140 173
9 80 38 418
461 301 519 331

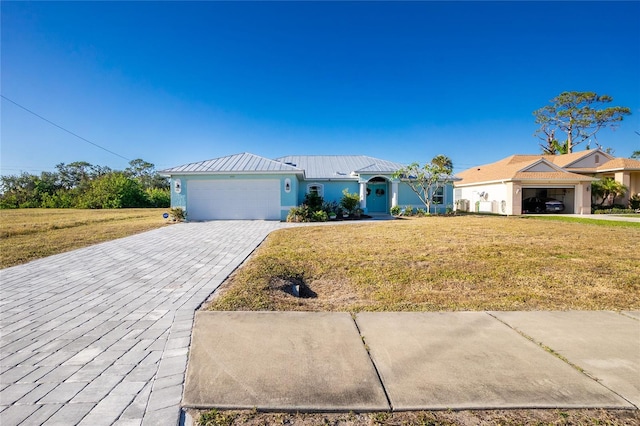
522 197 565 213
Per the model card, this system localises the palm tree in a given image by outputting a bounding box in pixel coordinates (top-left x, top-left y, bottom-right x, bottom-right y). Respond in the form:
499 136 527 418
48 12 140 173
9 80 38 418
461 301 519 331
431 155 453 174
591 178 628 207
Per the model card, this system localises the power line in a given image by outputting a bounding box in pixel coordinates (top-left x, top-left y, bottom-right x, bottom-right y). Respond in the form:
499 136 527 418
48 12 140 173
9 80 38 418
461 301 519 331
1 94 131 162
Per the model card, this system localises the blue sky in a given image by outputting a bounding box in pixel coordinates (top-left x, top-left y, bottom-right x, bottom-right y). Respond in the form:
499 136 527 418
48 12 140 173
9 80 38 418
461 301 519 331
2 1 639 176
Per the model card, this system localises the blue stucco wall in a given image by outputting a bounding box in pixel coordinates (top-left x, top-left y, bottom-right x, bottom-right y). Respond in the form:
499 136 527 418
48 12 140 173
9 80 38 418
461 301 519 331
397 182 454 214
169 173 455 219
297 180 359 205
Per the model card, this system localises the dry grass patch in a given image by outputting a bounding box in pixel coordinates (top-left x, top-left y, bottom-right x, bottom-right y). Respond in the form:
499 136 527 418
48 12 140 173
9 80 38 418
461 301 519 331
207 216 640 312
192 408 640 426
0 208 170 268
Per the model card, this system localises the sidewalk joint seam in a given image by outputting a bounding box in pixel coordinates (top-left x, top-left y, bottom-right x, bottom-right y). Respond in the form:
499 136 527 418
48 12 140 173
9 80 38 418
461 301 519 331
618 311 640 322
350 313 393 411
485 312 639 409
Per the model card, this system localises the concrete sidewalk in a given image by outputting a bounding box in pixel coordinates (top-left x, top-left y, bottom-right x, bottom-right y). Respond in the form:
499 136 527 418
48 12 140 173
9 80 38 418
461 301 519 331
184 310 639 413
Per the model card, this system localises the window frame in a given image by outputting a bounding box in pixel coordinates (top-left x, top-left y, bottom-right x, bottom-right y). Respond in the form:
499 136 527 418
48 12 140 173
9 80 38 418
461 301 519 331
306 183 324 198
432 186 445 205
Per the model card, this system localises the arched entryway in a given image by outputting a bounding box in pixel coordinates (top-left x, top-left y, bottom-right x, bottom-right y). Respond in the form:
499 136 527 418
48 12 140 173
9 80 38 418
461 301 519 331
366 176 389 213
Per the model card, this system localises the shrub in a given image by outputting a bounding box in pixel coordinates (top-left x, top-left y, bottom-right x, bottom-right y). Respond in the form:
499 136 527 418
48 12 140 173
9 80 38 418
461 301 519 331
390 205 401 216
594 208 635 215
403 206 414 216
340 189 360 215
629 194 640 210
311 210 328 222
287 203 331 222
286 205 311 222
303 192 324 212
169 207 186 221
415 208 427 217
321 200 340 216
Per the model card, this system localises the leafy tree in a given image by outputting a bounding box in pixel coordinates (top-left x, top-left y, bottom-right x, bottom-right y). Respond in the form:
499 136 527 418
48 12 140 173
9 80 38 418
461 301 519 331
125 158 168 190
533 92 631 154
145 187 170 208
0 158 167 209
55 161 110 190
591 178 628 208
392 155 454 214
631 150 640 160
0 172 37 208
40 190 76 208
0 171 63 208
79 172 148 209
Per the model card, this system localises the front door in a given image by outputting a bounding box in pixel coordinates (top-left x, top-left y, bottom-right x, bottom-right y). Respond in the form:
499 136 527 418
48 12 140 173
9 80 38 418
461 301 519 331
367 182 388 213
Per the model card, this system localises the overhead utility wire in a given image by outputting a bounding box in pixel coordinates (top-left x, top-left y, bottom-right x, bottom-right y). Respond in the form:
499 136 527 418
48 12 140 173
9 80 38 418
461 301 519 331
1 94 131 162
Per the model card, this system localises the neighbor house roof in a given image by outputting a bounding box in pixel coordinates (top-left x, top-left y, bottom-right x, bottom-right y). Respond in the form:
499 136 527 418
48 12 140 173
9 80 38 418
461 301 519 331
544 149 614 168
161 152 303 174
274 155 405 179
597 157 640 172
456 155 594 185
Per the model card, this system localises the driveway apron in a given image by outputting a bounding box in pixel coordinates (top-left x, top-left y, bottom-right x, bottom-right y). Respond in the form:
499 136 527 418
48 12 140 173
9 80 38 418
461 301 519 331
0 221 286 426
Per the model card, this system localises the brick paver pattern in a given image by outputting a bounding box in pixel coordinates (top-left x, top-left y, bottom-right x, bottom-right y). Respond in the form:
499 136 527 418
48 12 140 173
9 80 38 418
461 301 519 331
0 221 286 426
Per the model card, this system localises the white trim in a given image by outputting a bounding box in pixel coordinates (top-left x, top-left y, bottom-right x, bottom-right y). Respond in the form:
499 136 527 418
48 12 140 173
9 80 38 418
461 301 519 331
306 183 324 197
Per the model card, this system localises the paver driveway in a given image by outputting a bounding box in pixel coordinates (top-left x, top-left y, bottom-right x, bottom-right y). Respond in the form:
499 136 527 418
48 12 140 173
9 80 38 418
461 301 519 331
0 221 287 426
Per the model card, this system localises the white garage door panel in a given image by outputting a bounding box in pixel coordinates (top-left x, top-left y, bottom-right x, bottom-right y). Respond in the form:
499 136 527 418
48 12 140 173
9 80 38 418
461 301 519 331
187 180 281 220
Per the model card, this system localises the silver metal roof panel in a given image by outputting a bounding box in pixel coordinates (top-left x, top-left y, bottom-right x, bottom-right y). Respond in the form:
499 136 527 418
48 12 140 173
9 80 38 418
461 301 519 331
161 153 302 174
275 155 404 179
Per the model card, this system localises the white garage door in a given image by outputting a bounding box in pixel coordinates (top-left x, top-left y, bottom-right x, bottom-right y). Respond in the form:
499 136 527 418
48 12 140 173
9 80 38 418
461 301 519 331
187 179 281 220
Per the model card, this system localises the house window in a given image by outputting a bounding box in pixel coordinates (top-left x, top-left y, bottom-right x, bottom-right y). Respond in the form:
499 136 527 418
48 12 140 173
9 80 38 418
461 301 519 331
307 183 324 198
432 187 444 205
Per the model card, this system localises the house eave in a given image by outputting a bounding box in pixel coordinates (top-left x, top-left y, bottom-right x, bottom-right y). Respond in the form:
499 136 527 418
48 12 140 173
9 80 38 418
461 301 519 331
455 176 596 187
455 179 514 187
596 167 640 173
160 170 304 177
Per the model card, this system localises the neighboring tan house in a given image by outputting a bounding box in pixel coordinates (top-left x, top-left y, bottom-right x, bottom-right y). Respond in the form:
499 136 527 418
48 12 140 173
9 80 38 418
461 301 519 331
162 152 456 221
454 149 640 215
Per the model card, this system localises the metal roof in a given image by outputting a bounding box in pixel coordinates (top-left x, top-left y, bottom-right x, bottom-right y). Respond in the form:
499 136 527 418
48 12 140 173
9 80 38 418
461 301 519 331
161 153 302 174
275 155 404 179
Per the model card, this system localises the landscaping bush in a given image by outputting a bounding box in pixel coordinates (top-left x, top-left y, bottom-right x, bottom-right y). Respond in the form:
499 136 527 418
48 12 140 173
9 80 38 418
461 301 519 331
169 207 186 222
303 192 324 212
390 205 401 216
286 205 312 222
311 210 328 222
322 200 340 216
340 189 360 215
630 194 640 211
287 195 334 223
594 207 636 215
